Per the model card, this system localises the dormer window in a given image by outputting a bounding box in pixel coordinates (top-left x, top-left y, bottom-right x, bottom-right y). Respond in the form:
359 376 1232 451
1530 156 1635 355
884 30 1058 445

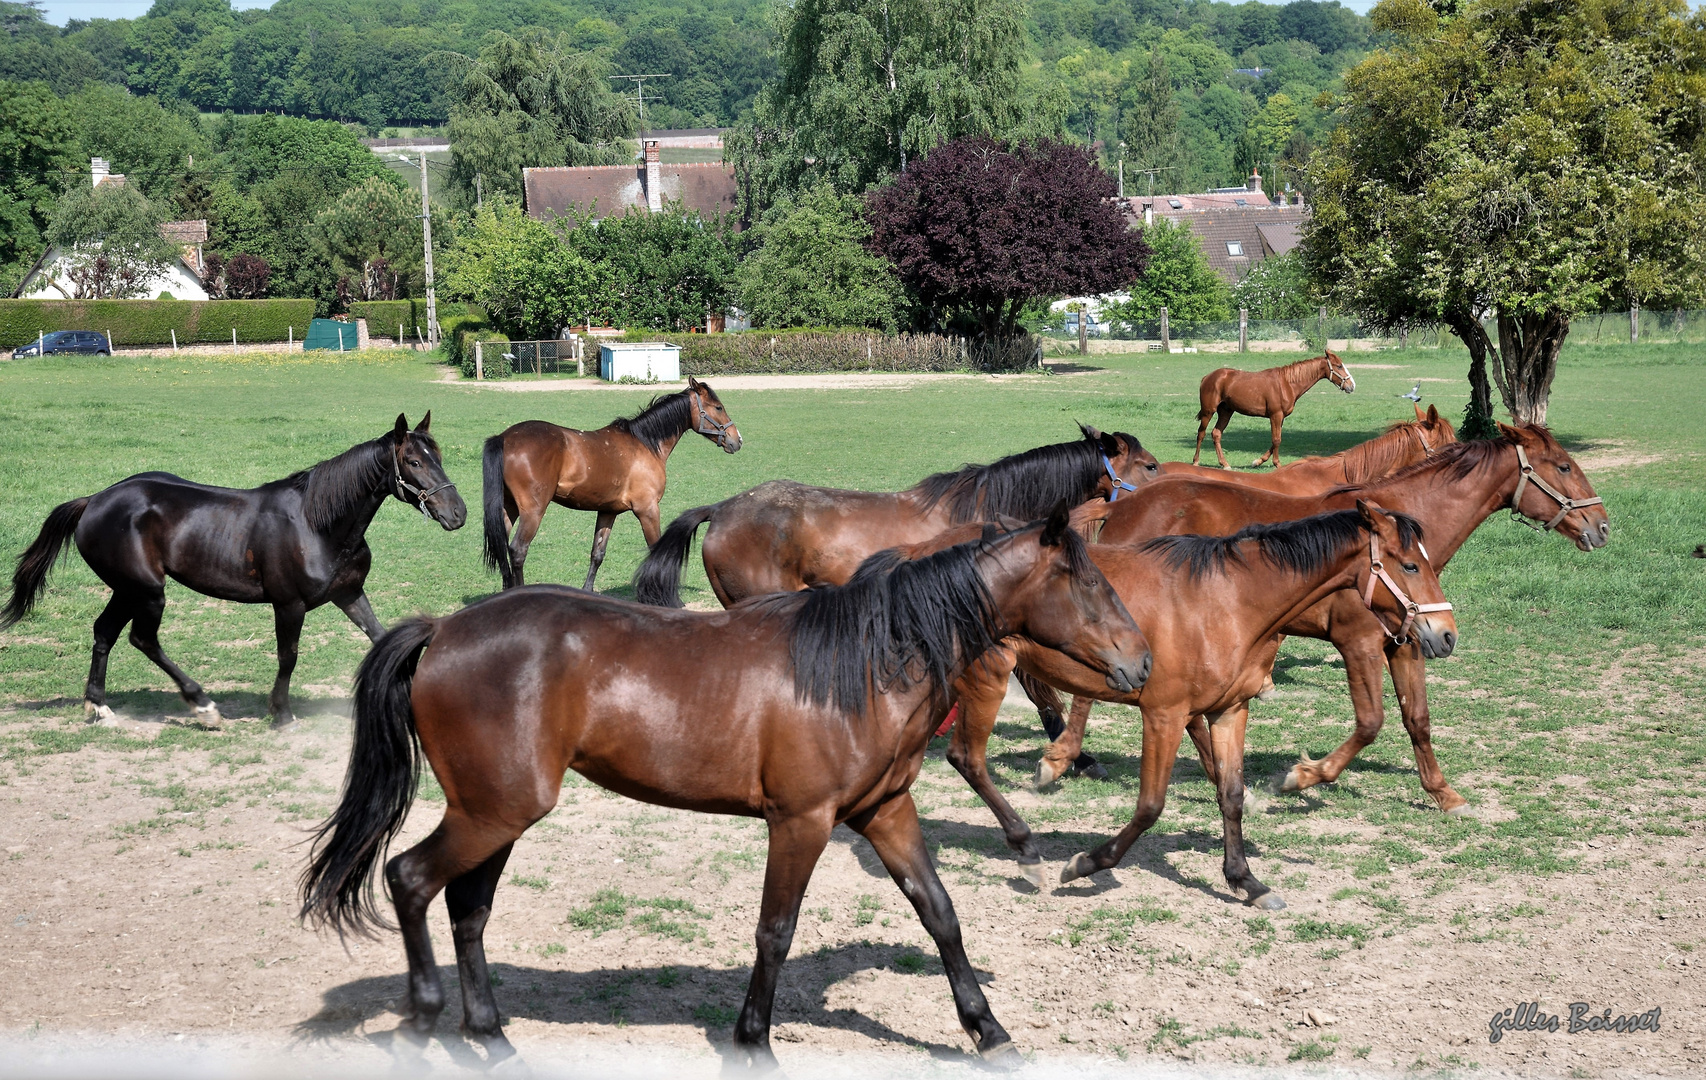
1226 241 1245 256
1168 199 1182 209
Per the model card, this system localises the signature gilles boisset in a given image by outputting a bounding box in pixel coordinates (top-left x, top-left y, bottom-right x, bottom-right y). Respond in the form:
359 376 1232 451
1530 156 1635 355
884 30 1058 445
1489 1002 1663 1044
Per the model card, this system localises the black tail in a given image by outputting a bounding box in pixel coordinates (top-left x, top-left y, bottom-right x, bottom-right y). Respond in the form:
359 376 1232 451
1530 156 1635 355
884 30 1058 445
299 616 437 938
2 497 88 629
481 435 515 587
1016 669 1068 737
632 503 719 608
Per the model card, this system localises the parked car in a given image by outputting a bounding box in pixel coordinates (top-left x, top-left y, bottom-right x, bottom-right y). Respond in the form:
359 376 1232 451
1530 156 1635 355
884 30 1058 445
12 331 111 358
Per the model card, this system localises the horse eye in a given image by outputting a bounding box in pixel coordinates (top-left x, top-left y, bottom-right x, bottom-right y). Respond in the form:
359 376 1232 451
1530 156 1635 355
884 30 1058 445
1146 462 1157 471
408 458 421 467
1401 561 1419 574
1558 464 1571 473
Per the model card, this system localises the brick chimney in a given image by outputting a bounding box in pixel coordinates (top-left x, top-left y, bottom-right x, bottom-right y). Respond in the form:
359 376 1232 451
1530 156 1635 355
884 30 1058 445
644 140 662 212
1247 167 1262 193
91 157 109 186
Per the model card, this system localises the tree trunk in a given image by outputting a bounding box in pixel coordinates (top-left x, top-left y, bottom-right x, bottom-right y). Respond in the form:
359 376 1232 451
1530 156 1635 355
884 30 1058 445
1492 309 1570 426
1443 310 1499 439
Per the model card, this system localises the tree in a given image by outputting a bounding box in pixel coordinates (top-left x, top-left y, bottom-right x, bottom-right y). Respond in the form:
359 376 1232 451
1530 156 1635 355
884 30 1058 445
0 79 79 292
200 251 270 298
563 203 740 331
1106 217 1230 329
1231 251 1314 319
44 180 177 298
1121 48 1181 181
63 84 208 203
1305 0 1706 429
444 30 635 209
866 137 1149 338
312 177 445 302
736 184 902 329
440 199 608 340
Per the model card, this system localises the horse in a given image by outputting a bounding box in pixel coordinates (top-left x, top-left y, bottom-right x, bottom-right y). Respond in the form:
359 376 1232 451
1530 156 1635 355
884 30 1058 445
298 507 1152 1068
631 424 1157 609
1042 423 1607 813
2 414 465 729
924 501 1453 906
1193 350 1355 469
482 378 740 591
1164 404 1453 493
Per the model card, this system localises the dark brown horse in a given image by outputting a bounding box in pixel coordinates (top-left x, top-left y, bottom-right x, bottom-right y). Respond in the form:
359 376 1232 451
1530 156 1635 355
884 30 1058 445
2 414 465 728
299 509 1151 1067
1193 350 1355 468
1044 423 1607 813
632 425 1157 608
482 378 740 590
929 502 1452 905
1166 404 1453 493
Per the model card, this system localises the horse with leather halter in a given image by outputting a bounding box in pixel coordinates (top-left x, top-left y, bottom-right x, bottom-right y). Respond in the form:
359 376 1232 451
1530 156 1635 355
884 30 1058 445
1193 351 1356 469
2 414 465 728
482 378 740 591
299 507 1151 1068
631 425 1157 610
1166 404 1454 492
916 502 1452 907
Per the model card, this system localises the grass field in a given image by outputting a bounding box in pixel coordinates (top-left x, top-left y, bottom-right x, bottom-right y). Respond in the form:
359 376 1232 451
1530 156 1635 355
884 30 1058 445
0 341 1702 1070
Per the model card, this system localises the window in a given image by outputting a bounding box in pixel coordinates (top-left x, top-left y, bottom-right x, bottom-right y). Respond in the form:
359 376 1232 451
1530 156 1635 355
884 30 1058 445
1168 199 1182 209
1234 198 1247 206
1226 241 1245 257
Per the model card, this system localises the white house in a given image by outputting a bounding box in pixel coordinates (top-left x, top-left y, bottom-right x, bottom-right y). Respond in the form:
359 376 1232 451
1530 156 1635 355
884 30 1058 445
11 159 212 301
1049 293 1130 336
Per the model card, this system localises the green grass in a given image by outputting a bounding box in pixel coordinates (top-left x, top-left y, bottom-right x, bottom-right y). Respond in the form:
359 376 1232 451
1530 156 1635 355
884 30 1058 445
1 340 1703 897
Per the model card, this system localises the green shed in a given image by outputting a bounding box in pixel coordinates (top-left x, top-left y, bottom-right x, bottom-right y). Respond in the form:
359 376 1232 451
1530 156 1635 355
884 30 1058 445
303 319 358 351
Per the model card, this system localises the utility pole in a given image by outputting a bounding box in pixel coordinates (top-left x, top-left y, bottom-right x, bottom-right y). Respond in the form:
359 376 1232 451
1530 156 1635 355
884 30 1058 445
417 153 438 346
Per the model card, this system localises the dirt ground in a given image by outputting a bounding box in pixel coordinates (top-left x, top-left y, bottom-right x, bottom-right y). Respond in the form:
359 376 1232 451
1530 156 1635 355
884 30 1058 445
1 692 1699 1080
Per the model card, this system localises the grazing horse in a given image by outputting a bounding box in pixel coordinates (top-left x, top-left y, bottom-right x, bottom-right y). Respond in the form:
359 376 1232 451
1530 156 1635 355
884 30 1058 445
1193 351 1355 469
924 503 1452 905
1046 423 1606 813
631 425 1157 609
1164 404 1454 493
2 414 465 728
299 509 1151 1067
482 378 740 591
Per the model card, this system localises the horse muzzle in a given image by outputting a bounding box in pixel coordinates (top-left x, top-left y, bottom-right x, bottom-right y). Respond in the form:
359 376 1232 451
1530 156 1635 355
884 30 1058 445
1413 615 1457 660
721 429 743 454
1105 650 1152 694
433 492 469 531
1576 516 1610 552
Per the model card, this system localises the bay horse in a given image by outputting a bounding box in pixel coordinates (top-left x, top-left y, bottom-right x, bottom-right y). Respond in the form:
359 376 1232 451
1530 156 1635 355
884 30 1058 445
482 378 740 591
925 502 1452 905
1165 404 1453 493
1193 350 1355 469
2 414 465 728
1042 423 1607 814
299 508 1151 1067
631 424 1157 609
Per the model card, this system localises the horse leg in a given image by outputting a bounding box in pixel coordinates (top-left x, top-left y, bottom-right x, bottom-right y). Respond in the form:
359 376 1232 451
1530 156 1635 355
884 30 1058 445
504 500 547 591
1035 694 1094 786
1251 414 1283 468
127 588 220 726
730 809 834 1070
1284 634 1387 795
1211 405 1235 469
851 792 1016 1065
83 593 136 722
1207 704 1282 908
1192 408 1214 465
1389 640 1470 814
634 501 663 548
582 510 618 592
1022 671 1102 777
1186 714 1219 786
445 841 517 1054
268 602 305 729
1061 708 1185 883
944 657 1047 884
333 590 385 642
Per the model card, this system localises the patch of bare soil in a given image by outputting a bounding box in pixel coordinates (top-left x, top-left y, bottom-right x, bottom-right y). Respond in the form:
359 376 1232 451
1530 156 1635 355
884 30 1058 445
1569 442 1669 473
0 705 1700 1078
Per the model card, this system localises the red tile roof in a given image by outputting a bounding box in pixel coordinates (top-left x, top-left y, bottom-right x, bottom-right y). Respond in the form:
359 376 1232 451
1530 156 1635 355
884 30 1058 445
524 162 738 221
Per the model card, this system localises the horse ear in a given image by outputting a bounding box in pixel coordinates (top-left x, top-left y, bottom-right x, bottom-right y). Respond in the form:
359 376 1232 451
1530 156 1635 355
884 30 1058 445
1099 431 1123 456
414 411 431 433
1355 498 1380 528
688 376 701 390
1414 402 1426 421
1496 421 1522 440
394 413 408 437
1077 421 1102 442
1040 501 1072 547
1427 403 1439 422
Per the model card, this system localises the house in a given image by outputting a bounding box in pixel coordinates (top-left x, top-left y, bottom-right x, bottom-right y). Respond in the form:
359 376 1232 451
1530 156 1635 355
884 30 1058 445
523 140 738 223
12 159 212 300
1123 169 1309 284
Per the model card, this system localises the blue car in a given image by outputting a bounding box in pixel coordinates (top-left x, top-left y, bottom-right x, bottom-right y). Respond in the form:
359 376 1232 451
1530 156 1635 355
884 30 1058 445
12 331 112 358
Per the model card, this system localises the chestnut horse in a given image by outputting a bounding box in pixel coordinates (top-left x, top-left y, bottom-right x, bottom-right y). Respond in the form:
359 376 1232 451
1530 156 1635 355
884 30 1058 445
299 509 1151 1067
1193 350 1355 469
1165 404 1453 493
2 414 466 728
631 424 1157 608
482 378 740 591
1041 423 1606 814
926 502 1452 905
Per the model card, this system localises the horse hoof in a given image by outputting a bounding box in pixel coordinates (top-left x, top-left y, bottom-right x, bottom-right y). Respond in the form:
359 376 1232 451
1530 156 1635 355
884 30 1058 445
975 1037 1022 1069
1249 892 1287 910
270 715 298 732
1032 760 1066 788
84 702 116 724
1059 852 1097 884
1074 761 1110 781
192 703 224 729
1018 860 1046 888
1279 767 1304 793
1445 803 1478 818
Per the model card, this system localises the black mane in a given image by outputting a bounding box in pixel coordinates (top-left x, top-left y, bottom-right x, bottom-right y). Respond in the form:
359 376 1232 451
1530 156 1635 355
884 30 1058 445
609 390 697 454
1143 508 1424 581
911 430 1142 524
294 437 394 530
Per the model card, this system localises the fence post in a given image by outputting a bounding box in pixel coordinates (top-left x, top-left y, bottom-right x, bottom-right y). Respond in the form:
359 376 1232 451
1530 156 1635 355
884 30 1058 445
1238 308 1248 353
1160 307 1170 353
1400 328 1408 350
170 329 177 353
400 323 405 350
1318 306 1328 351
106 329 112 350
475 339 484 380
232 328 237 349
288 326 293 347
1630 302 1639 344
1077 305 1088 356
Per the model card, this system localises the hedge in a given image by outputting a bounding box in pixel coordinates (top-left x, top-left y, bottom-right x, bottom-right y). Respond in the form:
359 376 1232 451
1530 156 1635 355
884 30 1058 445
347 300 479 341
0 299 318 348
618 329 1041 375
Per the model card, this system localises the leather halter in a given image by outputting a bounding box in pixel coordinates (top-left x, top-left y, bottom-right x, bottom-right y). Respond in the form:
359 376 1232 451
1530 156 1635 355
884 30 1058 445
691 392 737 449
1412 426 1433 456
1102 454 1139 501
1510 444 1603 532
1362 529 1453 643
394 445 456 521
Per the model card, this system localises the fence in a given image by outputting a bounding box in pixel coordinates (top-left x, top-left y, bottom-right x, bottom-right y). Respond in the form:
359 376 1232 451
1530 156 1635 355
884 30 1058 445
473 338 586 378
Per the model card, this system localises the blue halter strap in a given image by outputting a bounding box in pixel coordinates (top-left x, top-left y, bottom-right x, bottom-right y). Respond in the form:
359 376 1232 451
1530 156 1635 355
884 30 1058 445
1103 454 1139 501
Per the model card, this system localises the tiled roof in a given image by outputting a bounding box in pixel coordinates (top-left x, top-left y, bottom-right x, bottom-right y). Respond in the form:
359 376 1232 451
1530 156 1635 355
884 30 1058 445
160 219 208 244
524 162 738 221
1133 204 1310 283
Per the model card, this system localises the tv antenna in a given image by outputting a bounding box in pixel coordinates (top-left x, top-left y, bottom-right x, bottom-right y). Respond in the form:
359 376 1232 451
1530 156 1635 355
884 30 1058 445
611 74 671 137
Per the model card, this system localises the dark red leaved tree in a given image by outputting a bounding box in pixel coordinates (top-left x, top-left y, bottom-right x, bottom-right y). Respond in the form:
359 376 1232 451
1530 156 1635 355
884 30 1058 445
225 254 271 299
866 137 1148 339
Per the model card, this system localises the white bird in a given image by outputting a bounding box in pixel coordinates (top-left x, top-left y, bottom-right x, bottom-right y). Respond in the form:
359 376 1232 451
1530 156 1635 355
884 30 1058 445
1398 381 1422 402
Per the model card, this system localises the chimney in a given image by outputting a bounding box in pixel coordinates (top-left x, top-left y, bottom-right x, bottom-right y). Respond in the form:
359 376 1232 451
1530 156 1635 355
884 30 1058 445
644 140 662 212
1143 202 1153 227
91 157 109 186
1247 167 1262 193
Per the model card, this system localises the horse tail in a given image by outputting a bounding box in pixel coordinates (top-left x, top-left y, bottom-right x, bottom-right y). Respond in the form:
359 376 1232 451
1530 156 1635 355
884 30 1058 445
1015 669 1068 737
481 435 515 587
1197 371 1224 421
2 497 88 629
299 616 437 938
632 503 719 608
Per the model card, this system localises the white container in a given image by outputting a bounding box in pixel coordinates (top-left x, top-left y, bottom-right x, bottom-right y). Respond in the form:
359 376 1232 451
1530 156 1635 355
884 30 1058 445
599 342 681 382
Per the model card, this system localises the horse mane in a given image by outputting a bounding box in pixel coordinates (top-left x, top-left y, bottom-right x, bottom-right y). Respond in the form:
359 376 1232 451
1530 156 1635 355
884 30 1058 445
1142 508 1424 581
609 389 698 454
294 437 393 530
1325 425 1547 497
911 431 1140 524
1279 353 1332 395
1334 419 1445 484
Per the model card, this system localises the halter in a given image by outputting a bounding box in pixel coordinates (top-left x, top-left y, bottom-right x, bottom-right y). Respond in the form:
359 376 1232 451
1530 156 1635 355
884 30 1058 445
1102 455 1139 501
1509 444 1603 532
1325 355 1355 392
691 393 737 449
1412 426 1433 456
1361 529 1453 643
394 447 457 521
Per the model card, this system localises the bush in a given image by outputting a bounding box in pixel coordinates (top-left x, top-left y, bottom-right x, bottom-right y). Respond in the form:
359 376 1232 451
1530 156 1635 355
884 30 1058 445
348 300 479 342
0 299 317 348
620 328 1038 375
458 330 511 379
